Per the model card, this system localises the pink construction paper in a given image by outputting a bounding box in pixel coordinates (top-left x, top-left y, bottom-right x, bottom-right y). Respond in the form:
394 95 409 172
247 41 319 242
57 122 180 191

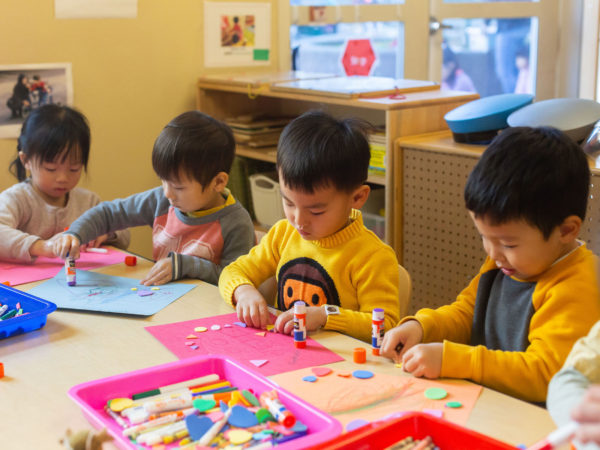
145 313 345 376
0 247 130 286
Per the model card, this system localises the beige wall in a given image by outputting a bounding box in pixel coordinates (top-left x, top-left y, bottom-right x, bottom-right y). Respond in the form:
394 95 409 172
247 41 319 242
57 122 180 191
0 0 280 259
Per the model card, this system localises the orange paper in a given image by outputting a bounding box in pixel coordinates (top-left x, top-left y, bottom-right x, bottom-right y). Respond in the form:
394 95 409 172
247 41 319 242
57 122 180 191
271 369 482 429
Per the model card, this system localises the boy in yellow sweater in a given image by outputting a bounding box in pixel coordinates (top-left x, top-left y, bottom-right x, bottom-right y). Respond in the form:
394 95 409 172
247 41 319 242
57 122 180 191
219 110 403 342
381 126 600 403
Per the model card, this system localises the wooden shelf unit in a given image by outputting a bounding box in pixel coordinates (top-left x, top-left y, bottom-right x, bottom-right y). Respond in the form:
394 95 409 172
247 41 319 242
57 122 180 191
197 76 478 256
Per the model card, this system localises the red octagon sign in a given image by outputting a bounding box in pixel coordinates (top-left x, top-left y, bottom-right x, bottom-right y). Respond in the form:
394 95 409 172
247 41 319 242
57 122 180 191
341 39 377 76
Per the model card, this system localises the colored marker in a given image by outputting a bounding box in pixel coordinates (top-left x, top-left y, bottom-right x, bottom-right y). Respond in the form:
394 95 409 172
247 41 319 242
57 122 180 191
104 405 128 428
136 420 188 446
526 421 579 450
0 305 8 316
0 308 17 320
65 255 76 286
123 408 194 438
259 390 296 428
131 373 220 399
86 247 108 254
372 308 384 356
293 301 307 349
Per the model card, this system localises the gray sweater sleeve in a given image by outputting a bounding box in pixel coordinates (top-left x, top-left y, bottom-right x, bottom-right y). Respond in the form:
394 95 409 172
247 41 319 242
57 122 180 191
171 202 255 285
67 187 168 244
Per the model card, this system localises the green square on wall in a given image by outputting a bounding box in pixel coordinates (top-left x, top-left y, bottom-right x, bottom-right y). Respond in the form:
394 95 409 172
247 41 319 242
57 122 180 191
253 49 269 61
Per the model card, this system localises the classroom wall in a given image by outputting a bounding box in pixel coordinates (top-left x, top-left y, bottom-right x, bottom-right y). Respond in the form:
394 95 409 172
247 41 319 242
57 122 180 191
0 0 280 259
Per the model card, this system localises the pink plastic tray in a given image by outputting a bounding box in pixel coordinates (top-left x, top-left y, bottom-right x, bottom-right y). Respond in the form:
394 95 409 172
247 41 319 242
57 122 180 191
68 354 342 449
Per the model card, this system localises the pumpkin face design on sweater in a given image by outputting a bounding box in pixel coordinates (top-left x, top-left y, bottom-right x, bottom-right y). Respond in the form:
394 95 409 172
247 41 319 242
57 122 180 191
277 257 340 311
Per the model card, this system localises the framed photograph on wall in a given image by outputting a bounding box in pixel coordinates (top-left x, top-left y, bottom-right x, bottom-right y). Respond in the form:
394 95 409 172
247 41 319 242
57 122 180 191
204 1 272 68
0 63 73 139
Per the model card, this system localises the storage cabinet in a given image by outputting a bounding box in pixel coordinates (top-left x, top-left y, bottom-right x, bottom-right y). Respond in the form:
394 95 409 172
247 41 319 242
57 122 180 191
197 75 478 256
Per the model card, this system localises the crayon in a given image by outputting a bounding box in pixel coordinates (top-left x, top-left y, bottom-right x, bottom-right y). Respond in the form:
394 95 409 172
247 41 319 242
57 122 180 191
131 373 220 399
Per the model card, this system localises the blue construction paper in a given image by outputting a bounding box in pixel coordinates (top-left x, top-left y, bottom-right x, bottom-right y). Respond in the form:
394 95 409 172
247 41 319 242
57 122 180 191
26 268 196 316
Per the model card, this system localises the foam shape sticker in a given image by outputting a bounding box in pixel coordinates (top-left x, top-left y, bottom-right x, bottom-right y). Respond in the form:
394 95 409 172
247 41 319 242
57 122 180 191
345 419 369 432
302 375 317 383
234 321 247 328
423 408 444 418
256 331 266 337
241 390 259 407
311 367 332 377
250 360 268 367
228 405 258 428
211 324 221 331
352 370 374 379
185 415 214 441
193 398 217 412
186 334 197 339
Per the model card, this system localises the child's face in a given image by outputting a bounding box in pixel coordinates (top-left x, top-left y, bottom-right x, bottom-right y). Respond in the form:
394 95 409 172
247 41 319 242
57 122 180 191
21 149 83 207
469 212 572 280
161 173 224 213
280 178 365 241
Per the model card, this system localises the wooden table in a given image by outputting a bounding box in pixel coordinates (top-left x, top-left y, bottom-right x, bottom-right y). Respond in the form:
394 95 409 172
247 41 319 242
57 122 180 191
1 258 557 449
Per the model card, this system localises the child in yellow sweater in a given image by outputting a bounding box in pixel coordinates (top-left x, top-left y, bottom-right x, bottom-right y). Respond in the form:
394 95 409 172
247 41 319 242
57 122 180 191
219 111 405 342
381 126 600 403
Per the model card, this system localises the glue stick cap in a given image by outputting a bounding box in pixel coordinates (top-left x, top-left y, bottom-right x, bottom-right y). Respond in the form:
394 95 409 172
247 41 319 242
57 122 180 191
294 301 306 314
372 308 384 321
280 409 296 428
353 347 367 364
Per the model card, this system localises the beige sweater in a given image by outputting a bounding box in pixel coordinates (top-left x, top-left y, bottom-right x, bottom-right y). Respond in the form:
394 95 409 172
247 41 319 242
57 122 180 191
0 180 130 262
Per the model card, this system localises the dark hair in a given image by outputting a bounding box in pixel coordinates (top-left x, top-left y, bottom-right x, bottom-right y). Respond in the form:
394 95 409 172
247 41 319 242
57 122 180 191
152 111 235 187
10 104 90 182
276 110 372 193
17 73 27 84
464 126 590 239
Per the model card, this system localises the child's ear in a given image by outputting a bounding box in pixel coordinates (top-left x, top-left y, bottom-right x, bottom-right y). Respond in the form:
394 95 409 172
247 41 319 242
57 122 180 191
351 184 371 209
558 215 582 242
18 151 30 171
211 172 229 192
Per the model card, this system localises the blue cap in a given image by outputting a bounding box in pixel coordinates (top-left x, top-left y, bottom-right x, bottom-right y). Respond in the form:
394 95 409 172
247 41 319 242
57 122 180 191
507 98 600 143
445 93 534 144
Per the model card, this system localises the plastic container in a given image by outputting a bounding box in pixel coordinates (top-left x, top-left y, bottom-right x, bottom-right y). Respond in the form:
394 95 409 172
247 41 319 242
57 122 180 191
312 412 516 450
249 172 285 227
68 354 342 450
0 283 57 339
363 212 385 240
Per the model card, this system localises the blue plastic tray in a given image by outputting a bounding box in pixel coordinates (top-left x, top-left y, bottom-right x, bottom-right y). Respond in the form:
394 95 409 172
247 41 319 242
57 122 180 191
0 284 56 339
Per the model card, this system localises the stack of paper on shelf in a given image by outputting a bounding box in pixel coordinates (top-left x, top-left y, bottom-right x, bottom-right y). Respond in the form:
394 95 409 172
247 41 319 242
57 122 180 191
225 114 294 148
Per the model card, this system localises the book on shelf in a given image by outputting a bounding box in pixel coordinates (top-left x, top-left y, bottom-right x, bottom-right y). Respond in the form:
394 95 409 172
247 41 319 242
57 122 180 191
369 127 387 173
270 76 439 99
225 114 292 149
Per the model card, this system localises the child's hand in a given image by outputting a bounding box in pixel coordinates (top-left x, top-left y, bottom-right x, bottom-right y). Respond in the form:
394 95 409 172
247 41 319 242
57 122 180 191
29 238 59 258
274 305 327 335
402 343 443 379
82 233 109 251
234 284 270 330
381 320 424 363
572 385 600 444
141 257 173 286
52 234 82 259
